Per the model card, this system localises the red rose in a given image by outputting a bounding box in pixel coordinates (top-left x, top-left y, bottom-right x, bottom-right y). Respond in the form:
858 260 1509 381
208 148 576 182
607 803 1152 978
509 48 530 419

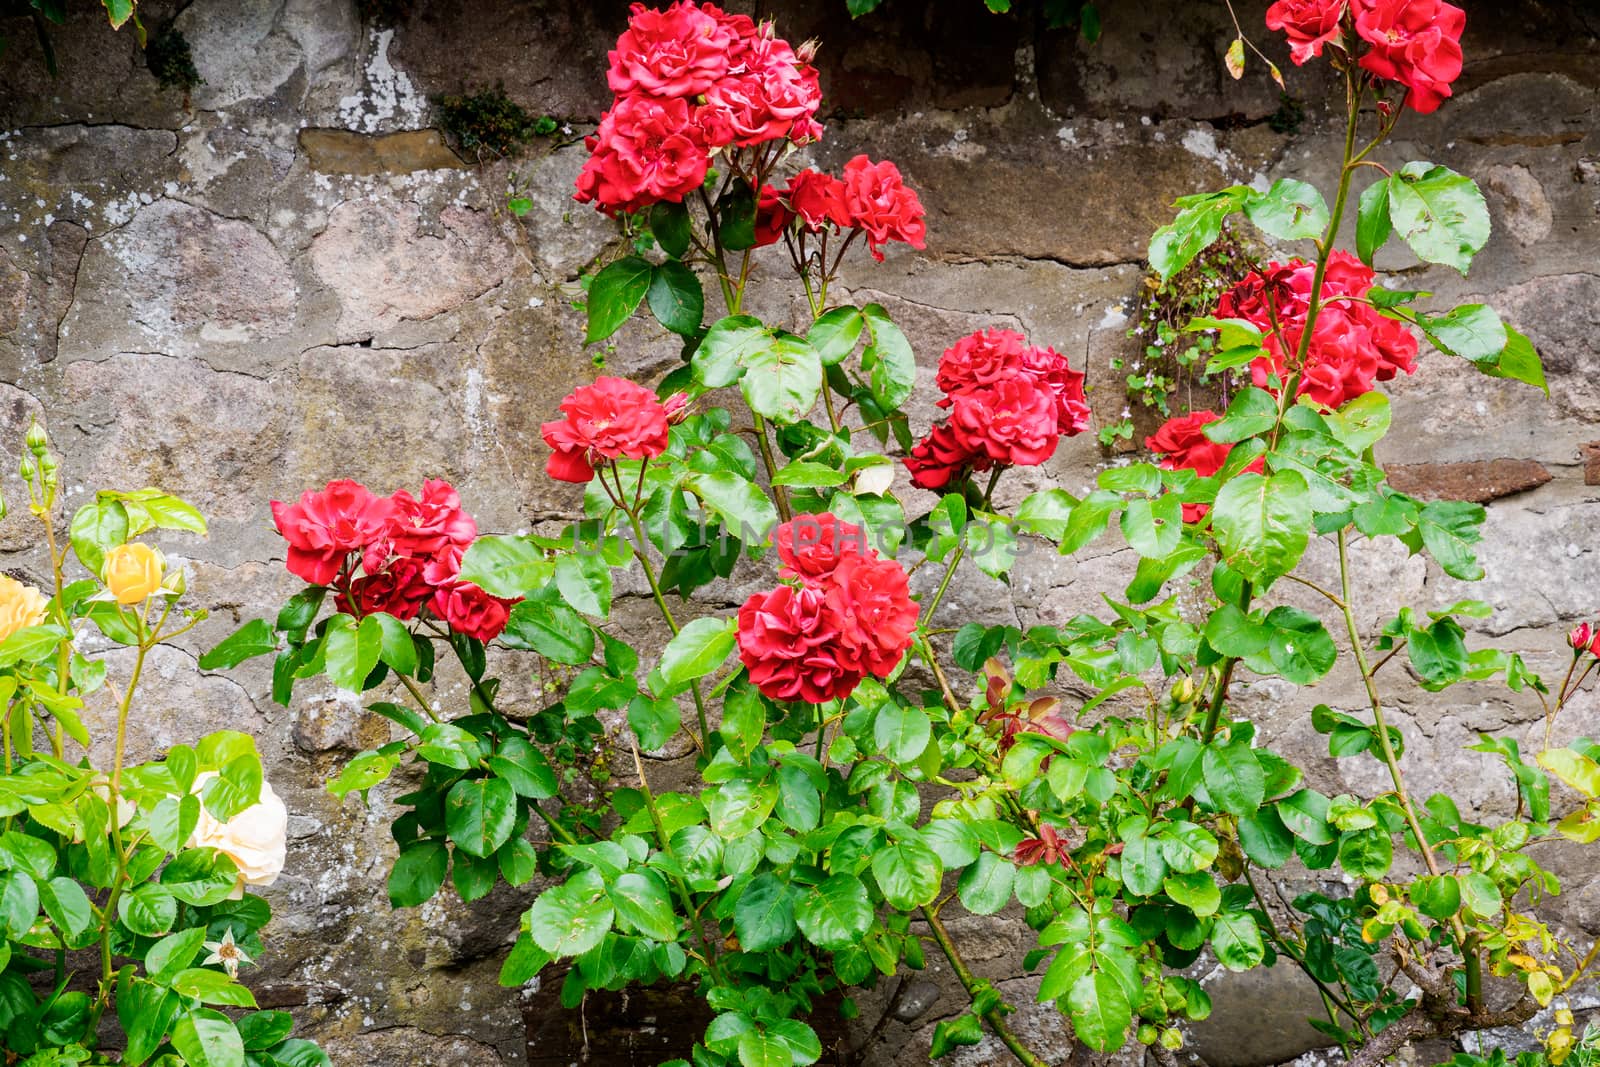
947 378 1059 468
606 1 736 99
783 169 850 232
754 183 792 247
383 479 478 561
1021 345 1092 437
432 581 517 642
271 480 394 586
1354 0 1465 114
841 156 928 262
1147 411 1267 522
336 556 432 621
825 554 917 679
696 32 823 148
574 95 710 215
935 329 1030 395
903 422 987 491
736 584 861 703
1147 411 1231 478
774 513 873 585
1266 0 1349 65
542 376 672 484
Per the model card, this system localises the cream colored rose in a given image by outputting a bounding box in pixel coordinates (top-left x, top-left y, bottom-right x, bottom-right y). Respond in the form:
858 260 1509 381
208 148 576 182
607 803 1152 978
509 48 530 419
188 772 288 899
103 543 165 606
0 575 48 641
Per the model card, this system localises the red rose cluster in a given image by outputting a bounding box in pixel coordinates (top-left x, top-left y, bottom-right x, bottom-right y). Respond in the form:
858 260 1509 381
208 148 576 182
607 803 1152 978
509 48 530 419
754 158 928 262
575 2 824 214
541 376 686 484
1266 0 1465 113
904 329 1090 491
1217 250 1418 412
271 479 517 642
736 514 916 704
1144 411 1267 522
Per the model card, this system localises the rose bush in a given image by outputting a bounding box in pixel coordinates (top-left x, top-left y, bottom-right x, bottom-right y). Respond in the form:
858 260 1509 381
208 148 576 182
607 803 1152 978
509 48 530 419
216 3 1594 1066
0 425 325 1067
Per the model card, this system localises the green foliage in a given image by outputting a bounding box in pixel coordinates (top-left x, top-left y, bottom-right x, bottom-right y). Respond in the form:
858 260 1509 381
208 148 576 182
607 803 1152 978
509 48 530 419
144 24 201 92
433 87 549 159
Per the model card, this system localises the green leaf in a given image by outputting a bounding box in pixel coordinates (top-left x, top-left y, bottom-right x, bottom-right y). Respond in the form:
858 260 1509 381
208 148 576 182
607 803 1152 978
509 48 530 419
738 1031 791 1067
198 619 277 670
1410 874 1461 920
1164 870 1222 916
417 722 484 769
1386 162 1490 274
772 461 848 488
957 852 1015 915
1237 807 1294 868
1338 827 1393 880
1202 742 1265 817
1356 178 1393 265
1416 499 1485 581
1068 970 1133 1052
457 536 552 599
528 872 615 957
1539 749 1600 798
445 776 516 858
807 306 864 366
716 179 759 250
874 704 931 765
795 874 873 950
161 849 240 906
117 882 177 937
1277 789 1334 845
656 617 737 694
1119 494 1182 559
930 1014 984 1057
387 840 448 908
1210 911 1265 971
1264 606 1337 684
721 684 766 762
742 333 822 423
694 315 768 388
687 472 779 540
1119 834 1167 896
707 778 778 838
860 304 916 413
1211 470 1311 585
628 695 681 752
146 926 208 983
1326 392 1391 454
870 841 943 910
328 749 400 801
172 1008 245 1067
372 612 417 675
1479 325 1547 393
1245 179 1329 241
237 1010 295 1051
1159 822 1219 873
502 600 592 664
324 613 382 692
1204 387 1278 443
69 499 128 576
734 872 796 952
39 876 93 941
172 968 258 1008
586 255 653 343
1419 304 1507 362
554 553 612 617
609 870 678 941
649 201 694 259
1148 187 1254 280
0 625 69 668
1460 872 1502 918
648 260 705 336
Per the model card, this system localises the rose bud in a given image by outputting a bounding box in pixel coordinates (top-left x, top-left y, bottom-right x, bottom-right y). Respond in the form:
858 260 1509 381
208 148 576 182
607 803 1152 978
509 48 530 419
103 543 166 606
662 391 691 425
1569 622 1594 651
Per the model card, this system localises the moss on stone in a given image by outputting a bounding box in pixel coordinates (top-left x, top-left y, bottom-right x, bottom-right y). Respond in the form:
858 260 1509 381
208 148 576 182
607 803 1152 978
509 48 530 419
433 87 552 161
144 25 203 93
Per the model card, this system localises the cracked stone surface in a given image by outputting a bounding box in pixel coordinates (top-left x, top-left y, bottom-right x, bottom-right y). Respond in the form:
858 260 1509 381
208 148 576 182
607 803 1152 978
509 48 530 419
0 2 1597 1066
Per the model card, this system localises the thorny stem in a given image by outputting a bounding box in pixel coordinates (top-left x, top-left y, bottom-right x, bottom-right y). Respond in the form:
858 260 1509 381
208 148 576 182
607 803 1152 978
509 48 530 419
1336 528 1482 1012
630 740 725 984
919 906 1051 1067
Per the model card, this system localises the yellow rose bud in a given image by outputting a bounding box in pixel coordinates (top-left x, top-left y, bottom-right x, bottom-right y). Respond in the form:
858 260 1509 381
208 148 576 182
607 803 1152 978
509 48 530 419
103 543 166 605
0 575 48 641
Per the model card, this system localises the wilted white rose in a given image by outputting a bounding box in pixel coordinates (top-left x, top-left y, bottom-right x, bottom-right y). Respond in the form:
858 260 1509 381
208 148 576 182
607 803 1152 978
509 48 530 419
188 771 288 898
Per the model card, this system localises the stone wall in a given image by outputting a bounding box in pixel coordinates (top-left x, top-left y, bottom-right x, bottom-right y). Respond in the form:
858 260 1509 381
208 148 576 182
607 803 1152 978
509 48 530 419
0 1 1597 1064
